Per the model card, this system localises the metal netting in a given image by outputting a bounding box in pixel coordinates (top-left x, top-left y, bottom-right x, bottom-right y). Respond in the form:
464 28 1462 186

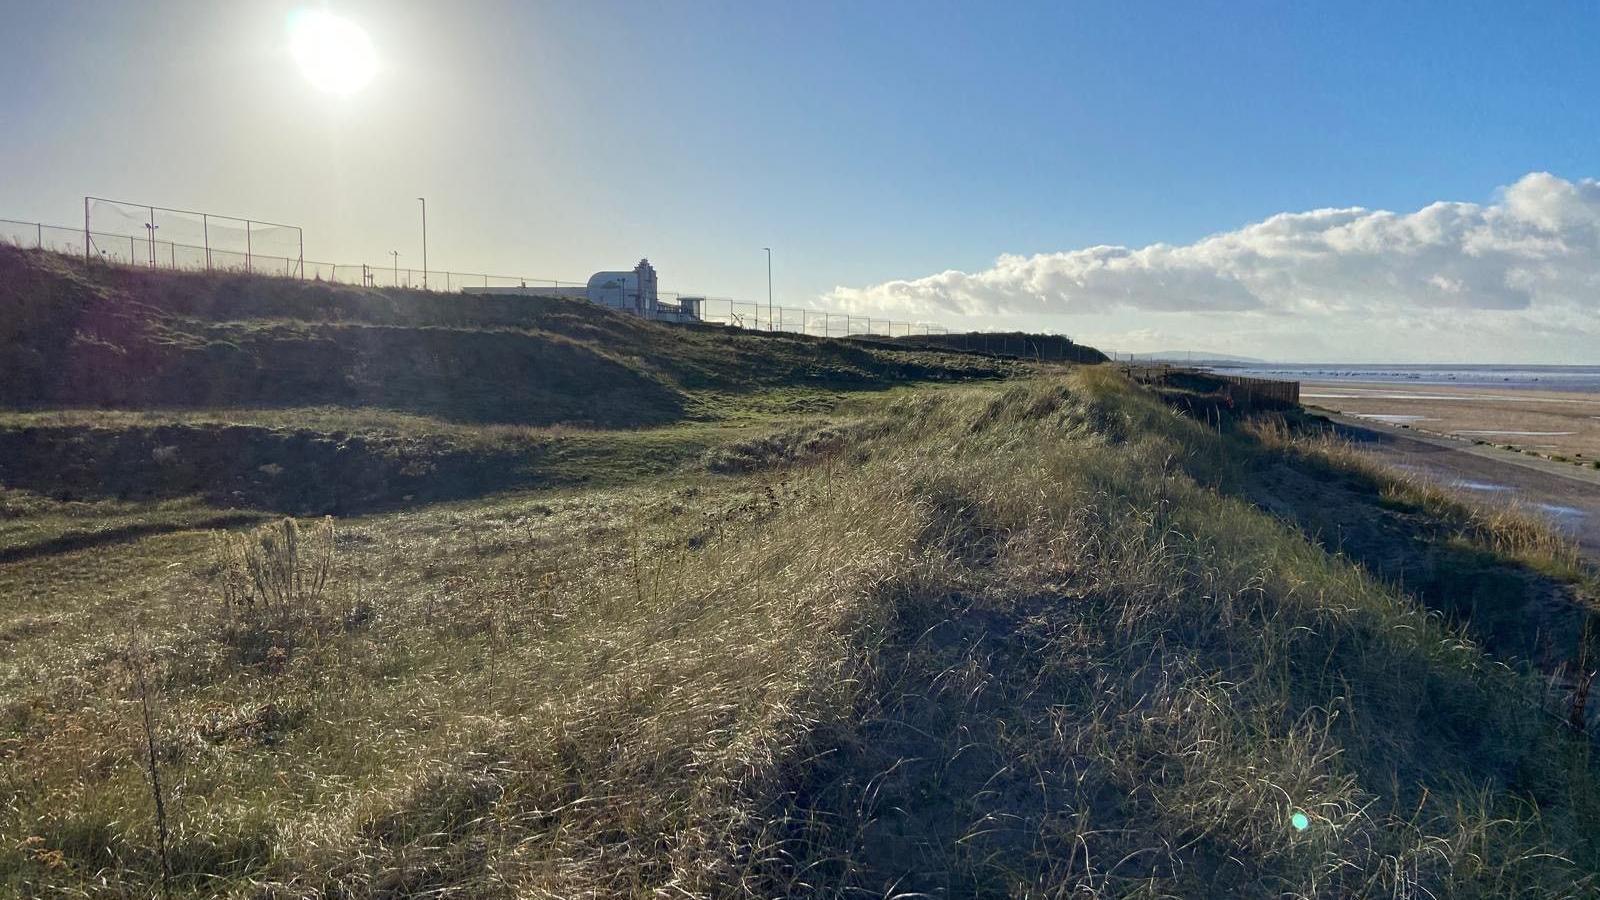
84 197 303 276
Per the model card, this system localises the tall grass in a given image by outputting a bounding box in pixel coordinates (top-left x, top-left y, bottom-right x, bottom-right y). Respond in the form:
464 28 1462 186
1242 414 1590 578
765 370 1600 896
6 370 1600 896
214 517 336 620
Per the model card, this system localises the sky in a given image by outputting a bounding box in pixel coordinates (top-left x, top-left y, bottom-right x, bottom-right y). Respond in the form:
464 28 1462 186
2 1 1598 362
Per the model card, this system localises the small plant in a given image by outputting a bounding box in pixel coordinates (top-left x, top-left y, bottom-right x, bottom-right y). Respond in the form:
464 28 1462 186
1572 616 1599 732
125 642 172 899
214 517 335 622
210 518 345 667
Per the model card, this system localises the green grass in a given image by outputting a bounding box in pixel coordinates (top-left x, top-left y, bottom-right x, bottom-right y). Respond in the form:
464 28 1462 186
6 370 1600 896
0 245 1015 427
0 487 265 561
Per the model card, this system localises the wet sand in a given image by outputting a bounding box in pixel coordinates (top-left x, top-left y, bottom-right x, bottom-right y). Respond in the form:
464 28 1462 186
1324 413 1600 561
1303 381 1600 463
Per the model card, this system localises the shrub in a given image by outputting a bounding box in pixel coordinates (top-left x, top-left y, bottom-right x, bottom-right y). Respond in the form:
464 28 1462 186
214 517 335 620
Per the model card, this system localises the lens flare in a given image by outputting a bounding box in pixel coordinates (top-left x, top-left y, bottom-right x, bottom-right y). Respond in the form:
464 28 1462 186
288 10 377 95
1290 811 1310 832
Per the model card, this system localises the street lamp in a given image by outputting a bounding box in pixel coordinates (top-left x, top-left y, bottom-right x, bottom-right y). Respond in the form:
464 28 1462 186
389 250 399 286
763 247 772 332
417 197 427 290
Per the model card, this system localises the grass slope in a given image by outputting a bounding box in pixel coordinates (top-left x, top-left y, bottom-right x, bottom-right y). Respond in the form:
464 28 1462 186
5 371 1600 897
0 246 1009 426
0 245 1019 546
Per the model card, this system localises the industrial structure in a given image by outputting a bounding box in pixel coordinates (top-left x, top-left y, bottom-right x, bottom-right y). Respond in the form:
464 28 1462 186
464 258 702 322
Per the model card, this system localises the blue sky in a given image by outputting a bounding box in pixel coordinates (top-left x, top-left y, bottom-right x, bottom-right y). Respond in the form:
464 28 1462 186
2 1 1598 360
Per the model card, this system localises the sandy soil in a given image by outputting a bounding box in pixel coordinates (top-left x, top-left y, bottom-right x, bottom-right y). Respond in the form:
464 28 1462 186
1303 380 1600 464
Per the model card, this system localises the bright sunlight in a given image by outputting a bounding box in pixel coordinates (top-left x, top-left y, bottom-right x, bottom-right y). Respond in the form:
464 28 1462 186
287 10 376 96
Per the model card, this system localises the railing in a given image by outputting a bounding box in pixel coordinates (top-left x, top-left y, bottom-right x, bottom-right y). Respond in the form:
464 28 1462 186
1 217 953 339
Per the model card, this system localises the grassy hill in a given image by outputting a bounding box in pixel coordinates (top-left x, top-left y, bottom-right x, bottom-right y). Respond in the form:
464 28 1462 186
0 245 1014 425
0 245 1013 525
4 249 1600 897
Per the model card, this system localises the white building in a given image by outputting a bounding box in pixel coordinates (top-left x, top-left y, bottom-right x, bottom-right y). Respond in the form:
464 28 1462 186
587 259 657 316
465 258 700 322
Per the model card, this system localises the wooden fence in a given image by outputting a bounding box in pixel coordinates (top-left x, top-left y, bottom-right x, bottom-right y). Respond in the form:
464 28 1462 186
1123 365 1301 410
1211 373 1300 407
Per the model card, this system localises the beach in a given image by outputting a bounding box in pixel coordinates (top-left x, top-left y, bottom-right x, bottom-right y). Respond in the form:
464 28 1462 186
1301 380 1600 463
1292 380 1600 558
1324 412 1600 559
1211 365 1600 554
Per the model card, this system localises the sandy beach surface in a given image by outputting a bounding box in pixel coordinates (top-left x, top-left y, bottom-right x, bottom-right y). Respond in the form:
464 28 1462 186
1320 411 1600 561
1303 380 1600 463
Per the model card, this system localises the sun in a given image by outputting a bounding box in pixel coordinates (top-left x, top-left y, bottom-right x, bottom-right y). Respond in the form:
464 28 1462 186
288 10 377 96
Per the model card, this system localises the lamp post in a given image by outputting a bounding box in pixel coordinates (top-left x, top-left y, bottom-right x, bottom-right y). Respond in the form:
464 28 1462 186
763 247 772 332
417 197 427 290
389 250 399 286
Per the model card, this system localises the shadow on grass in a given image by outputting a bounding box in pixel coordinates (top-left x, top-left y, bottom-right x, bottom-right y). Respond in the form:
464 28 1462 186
1204 412 1592 684
0 511 268 563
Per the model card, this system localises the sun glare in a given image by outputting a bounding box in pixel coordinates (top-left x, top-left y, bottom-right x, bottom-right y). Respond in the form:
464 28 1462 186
288 10 377 96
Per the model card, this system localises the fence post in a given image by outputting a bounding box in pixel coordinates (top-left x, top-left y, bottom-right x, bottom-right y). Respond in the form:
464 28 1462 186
246 220 253 274
83 197 90 261
36 222 42 248
203 214 211 271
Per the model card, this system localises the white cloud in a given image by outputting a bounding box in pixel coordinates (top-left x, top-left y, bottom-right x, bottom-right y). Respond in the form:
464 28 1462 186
825 173 1600 359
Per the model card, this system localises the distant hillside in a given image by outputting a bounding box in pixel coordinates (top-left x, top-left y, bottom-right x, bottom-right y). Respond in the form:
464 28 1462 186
0 246 1038 427
1128 350 1266 364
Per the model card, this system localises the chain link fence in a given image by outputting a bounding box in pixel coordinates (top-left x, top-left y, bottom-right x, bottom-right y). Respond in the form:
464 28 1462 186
2 213 1108 355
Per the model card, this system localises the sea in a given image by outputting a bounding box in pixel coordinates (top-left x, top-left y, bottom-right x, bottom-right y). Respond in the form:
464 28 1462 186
1205 364 1600 394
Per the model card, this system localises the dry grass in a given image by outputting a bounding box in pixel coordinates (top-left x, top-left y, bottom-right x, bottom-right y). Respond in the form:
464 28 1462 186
213 518 335 620
1243 415 1591 578
5 370 1600 896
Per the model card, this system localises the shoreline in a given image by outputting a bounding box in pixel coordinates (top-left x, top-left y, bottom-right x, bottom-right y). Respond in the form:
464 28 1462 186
1317 410 1600 489
1312 409 1600 559
1301 379 1600 471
